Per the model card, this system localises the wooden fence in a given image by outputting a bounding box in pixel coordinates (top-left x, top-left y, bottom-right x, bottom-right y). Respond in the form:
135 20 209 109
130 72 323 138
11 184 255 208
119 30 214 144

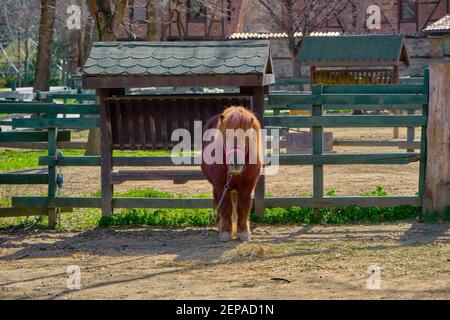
0 69 439 226
265 71 429 210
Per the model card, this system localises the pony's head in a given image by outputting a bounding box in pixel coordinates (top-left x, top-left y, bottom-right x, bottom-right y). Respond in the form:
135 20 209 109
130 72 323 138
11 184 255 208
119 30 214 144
217 106 262 174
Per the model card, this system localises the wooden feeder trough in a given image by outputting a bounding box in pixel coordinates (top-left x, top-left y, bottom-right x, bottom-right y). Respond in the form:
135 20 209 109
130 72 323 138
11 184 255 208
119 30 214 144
82 41 275 216
298 34 411 85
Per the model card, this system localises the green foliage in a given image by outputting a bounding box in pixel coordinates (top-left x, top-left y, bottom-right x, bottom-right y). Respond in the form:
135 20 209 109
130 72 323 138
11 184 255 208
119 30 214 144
98 186 423 228
0 149 83 171
0 149 172 172
99 188 213 228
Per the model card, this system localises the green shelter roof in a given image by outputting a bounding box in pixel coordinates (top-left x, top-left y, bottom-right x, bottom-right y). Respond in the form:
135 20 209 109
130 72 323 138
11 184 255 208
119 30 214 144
83 40 273 77
298 35 410 67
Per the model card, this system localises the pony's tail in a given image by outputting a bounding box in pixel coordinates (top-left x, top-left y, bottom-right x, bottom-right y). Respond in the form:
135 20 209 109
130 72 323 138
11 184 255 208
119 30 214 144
230 190 239 239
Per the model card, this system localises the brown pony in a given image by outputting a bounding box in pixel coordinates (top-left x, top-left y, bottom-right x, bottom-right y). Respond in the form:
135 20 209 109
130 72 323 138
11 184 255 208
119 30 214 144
201 106 263 242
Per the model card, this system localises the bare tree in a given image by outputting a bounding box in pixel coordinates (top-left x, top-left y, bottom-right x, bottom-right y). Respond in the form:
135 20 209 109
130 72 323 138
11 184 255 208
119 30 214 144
83 0 128 155
33 0 56 92
86 0 128 41
0 0 40 86
255 0 353 77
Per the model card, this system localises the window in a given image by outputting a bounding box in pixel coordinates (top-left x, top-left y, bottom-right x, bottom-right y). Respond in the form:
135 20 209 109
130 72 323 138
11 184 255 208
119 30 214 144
400 0 417 21
187 0 207 22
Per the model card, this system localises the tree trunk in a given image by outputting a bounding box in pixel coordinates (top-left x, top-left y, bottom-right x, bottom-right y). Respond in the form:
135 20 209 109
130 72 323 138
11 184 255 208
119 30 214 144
146 0 158 40
85 0 128 156
33 0 56 92
70 30 81 75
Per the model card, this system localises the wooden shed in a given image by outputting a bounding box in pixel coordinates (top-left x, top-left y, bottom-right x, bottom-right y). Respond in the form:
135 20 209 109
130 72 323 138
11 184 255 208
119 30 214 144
82 40 275 216
298 35 411 85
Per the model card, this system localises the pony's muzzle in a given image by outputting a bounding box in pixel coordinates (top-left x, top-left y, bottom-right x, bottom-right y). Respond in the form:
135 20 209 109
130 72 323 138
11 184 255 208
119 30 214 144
230 164 244 175
226 148 245 175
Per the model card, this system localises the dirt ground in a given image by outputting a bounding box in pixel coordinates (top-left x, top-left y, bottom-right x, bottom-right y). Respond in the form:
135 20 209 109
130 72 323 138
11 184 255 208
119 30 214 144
0 222 448 300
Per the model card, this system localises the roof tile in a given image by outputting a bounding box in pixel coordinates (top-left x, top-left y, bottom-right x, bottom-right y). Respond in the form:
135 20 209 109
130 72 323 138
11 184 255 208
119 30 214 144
298 35 409 65
83 41 271 77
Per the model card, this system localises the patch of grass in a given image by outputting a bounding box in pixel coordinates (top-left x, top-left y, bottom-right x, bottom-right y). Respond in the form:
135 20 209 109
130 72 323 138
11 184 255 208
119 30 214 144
0 149 84 171
1 186 447 231
98 186 424 228
98 188 213 228
0 149 173 172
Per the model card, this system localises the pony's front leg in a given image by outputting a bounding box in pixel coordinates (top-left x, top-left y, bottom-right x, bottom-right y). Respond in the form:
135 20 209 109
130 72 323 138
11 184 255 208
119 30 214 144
217 192 233 242
237 190 253 242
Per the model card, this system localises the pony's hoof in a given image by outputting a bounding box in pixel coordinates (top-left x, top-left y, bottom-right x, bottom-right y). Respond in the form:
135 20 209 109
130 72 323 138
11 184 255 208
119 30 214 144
238 232 251 242
219 232 232 242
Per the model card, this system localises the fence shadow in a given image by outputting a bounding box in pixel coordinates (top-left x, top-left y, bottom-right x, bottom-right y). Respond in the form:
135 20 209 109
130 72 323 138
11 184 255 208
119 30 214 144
253 222 450 247
1 222 448 264
0 227 239 262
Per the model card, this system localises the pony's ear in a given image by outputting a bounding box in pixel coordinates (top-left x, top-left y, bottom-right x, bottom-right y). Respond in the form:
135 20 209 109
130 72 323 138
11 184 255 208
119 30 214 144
251 117 254 124
219 114 225 122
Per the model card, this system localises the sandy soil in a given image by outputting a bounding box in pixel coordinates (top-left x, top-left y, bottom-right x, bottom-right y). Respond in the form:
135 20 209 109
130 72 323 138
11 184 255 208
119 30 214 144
0 222 448 300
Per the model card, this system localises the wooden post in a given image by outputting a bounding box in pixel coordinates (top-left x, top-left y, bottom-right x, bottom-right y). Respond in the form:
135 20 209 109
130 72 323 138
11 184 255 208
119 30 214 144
393 65 400 139
423 64 450 214
252 86 266 217
47 123 58 228
418 69 429 197
99 88 113 216
312 85 324 217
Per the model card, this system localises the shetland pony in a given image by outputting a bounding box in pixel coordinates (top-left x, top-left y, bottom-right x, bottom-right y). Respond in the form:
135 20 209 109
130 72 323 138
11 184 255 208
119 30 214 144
201 106 263 242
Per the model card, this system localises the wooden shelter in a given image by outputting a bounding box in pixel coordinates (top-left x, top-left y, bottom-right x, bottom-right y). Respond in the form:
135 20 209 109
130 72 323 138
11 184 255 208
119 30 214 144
298 35 411 85
82 40 275 216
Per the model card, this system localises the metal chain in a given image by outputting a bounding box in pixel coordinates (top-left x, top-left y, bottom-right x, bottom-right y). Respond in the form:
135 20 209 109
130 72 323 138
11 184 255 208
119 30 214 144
203 172 234 236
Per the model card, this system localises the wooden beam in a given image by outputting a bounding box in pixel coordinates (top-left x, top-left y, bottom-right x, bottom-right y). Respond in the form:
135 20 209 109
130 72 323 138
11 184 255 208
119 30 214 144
83 74 269 89
0 142 86 150
264 115 427 128
252 86 266 217
0 130 71 143
11 196 422 209
265 196 422 208
333 140 421 149
47 125 58 229
111 170 205 185
0 174 48 185
99 88 114 216
12 118 100 129
268 93 428 107
0 103 99 114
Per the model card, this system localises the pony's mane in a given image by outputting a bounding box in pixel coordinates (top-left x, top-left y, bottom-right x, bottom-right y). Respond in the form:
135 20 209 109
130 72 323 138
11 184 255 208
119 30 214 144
217 106 261 133
216 106 263 164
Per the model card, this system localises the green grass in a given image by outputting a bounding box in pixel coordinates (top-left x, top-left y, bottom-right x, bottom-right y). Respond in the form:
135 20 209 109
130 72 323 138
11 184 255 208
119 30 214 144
0 149 84 171
0 149 172 172
0 185 448 231
98 186 431 228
